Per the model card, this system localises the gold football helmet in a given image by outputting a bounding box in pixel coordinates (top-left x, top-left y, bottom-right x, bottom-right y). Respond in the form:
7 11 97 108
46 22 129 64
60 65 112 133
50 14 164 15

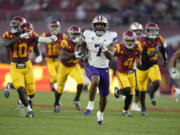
92 15 108 36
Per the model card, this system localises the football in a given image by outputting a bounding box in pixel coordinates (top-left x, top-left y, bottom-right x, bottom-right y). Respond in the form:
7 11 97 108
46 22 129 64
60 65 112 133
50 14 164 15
75 44 88 55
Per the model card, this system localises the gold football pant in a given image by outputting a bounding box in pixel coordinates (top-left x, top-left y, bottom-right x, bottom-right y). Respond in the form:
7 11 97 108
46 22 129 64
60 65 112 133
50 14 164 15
136 64 161 92
57 63 84 94
116 71 135 95
10 60 35 95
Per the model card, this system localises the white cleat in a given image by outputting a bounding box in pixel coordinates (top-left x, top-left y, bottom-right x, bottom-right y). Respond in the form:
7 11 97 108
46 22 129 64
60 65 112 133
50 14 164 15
131 103 141 112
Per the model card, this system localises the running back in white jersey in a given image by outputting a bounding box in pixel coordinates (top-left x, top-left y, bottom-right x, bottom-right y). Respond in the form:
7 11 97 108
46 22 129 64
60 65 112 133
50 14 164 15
83 30 117 68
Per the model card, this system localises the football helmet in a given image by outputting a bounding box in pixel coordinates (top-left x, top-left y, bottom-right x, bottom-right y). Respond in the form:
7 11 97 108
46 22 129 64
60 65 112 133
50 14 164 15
130 22 143 38
92 15 108 36
145 23 159 39
68 26 82 43
123 31 136 49
21 22 33 33
48 20 61 35
9 16 26 33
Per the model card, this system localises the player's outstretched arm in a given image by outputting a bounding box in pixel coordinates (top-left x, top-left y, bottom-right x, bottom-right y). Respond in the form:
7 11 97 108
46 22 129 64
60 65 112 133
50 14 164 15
38 35 57 44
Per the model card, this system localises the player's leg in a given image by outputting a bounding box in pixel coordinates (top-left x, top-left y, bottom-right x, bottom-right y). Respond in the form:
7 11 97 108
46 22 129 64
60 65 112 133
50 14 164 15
96 67 109 125
131 70 141 111
84 63 99 115
54 63 69 112
69 64 84 111
25 64 36 109
115 72 133 117
11 62 33 117
148 64 161 105
46 58 58 92
136 68 148 115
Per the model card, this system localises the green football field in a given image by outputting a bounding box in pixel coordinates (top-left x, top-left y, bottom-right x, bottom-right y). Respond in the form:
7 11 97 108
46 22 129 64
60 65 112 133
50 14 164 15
0 90 180 135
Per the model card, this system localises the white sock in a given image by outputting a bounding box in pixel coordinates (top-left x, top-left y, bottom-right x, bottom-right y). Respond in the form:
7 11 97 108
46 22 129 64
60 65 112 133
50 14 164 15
26 105 32 112
97 111 104 121
86 101 94 110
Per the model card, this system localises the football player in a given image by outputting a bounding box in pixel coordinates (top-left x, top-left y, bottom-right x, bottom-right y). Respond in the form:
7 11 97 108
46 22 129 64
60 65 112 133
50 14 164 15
54 26 85 112
4 22 42 110
83 15 117 125
41 20 66 92
2 16 57 117
114 31 142 117
136 23 168 115
129 22 143 112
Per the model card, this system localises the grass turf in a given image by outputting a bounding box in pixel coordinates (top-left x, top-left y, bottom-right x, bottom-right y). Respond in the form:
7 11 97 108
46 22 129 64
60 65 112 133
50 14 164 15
0 90 180 135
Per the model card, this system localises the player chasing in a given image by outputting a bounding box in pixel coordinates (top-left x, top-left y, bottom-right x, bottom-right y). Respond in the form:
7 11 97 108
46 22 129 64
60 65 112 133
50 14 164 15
2 16 57 117
136 23 167 115
83 15 117 125
114 31 142 117
54 26 86 112
129 22 144 112
40 20 66 92
170 46 180 101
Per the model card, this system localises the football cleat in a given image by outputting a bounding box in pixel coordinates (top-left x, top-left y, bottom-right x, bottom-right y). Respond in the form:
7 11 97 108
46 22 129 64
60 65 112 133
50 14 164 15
54 104 60 113
149 91 156 106
4 83 12 98
122 110 133 117
84 109 91 116
174 88 180 102
141 108 147 116
73 100 81 111
131 102 141 112
114 87 119 98
26 111 34 118
97 121 104 125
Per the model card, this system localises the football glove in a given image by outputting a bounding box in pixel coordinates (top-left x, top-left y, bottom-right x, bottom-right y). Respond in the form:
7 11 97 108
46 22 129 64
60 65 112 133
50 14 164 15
35 55 42 63
171 68 178 79
74 51 85 59
49 35 58 42
20 32 30 39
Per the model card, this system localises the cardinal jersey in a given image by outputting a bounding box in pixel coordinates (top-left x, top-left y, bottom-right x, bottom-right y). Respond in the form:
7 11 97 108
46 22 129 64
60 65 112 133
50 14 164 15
114 43 142 73
41 32 66 58
83 30 117 68
137 35 164 70
60 38 79 67
2 31 39 62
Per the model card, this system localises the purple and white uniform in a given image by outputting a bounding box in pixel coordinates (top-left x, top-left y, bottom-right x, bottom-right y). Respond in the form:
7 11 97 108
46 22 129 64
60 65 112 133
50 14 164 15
83 30 117 96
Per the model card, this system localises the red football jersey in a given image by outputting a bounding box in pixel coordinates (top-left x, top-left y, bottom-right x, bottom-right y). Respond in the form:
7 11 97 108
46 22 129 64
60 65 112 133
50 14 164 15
137 35 164 70
60 38 78 67
114 43 142 73
2 31 38 61
41 32 66 58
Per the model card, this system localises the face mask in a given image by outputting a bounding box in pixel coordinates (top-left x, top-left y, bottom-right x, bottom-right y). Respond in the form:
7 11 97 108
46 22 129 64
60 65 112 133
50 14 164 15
71 37 81 43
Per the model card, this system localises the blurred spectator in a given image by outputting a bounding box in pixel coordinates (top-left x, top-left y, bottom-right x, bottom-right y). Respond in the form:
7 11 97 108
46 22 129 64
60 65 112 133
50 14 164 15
75 2 86 22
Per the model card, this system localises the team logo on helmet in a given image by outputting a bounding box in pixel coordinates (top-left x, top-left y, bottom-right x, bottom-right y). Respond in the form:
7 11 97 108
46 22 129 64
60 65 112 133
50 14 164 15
92 15 108 36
